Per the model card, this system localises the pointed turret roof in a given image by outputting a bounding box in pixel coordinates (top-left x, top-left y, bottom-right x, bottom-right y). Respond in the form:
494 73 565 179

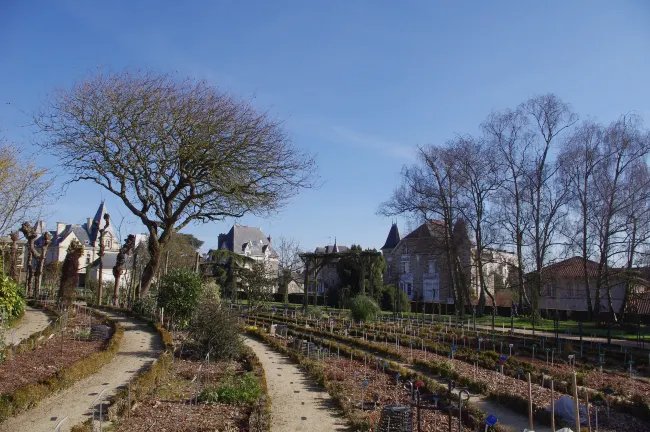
381 223 401 250
90 201 108 244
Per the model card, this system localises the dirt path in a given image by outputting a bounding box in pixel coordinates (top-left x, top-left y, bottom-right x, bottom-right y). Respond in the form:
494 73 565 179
2 305 51 346
244 337 349 432
0 310 162 432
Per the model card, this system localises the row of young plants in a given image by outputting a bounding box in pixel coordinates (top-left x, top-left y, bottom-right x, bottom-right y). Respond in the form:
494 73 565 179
260 311 650 421
367 316 649 372
244 324 500 432
249 316 547 429
252 314 633 430
341 318 650 421
280 308 648 373
0 305 124 422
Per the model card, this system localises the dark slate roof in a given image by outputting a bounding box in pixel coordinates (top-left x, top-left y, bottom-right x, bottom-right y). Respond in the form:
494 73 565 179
314 245 350 254
381 223 401 250
89 201 108 245
218 224 278 258
36 224 92 247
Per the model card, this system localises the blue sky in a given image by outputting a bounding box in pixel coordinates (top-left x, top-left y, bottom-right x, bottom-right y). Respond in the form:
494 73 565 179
1 1 650 252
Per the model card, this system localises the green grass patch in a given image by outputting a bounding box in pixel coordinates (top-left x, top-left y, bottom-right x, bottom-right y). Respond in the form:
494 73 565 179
199 372 262 404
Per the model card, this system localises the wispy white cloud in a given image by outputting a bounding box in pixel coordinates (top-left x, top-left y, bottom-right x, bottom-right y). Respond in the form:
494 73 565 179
330 125 416 161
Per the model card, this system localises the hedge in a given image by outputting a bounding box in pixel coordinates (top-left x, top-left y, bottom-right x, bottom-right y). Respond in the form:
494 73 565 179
0 308 123 423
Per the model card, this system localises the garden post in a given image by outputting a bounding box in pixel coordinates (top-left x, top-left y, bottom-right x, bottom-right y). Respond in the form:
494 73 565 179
527 373 533 431
551 380 555 431
573 372 581 431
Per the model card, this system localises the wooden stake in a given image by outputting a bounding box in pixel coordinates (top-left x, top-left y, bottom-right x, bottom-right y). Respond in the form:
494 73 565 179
551 380 556 432
573 372 581 431
585 389 592 432
527 372 534 431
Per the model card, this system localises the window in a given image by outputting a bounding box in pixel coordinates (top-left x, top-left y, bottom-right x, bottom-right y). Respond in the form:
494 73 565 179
428 261 434 274
86 254 91 264
401 256 410 274
387 266 392 277
105 239 111 249
407 283 412 296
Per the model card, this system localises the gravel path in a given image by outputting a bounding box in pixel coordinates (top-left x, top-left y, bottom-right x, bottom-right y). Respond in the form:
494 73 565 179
244 337 349 432
2 305 51 346
0 310 162 432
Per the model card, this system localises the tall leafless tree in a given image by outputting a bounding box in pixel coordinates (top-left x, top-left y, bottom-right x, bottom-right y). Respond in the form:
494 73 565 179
35 70 316 297
379 144 471 315
590 115 650 321
452 136 504 316
276 236 303 303
483 108 531 310
0 133 52 237
521 94 577 319
558 120 605 320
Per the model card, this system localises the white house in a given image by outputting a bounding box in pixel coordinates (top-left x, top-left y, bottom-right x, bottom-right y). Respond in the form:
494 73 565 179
36 202 120 287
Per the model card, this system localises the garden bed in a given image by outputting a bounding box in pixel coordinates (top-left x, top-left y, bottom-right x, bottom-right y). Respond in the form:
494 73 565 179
251 314 650 431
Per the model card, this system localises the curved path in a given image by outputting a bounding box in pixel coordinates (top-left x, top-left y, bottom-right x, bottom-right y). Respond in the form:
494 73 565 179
2 305 51 346
244 337 348 432
0 310 162 432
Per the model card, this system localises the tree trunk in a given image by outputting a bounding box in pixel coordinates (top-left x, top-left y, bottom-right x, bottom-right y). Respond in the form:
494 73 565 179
303 261 310 309
113 234 135 307
139 227 162 297
25 246 33 296
620 219 637 322
9 231 19 282
33 234 50 297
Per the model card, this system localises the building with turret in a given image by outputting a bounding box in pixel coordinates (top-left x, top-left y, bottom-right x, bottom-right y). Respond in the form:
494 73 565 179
35 201 121 287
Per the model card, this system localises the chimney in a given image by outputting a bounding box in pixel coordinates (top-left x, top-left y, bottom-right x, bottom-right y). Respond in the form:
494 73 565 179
56 222 66 236
38 220 46 235
267 235 272 245
87 218 93 229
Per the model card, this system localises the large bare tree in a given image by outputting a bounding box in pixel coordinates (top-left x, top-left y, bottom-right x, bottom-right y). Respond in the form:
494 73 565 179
590 115 650 321
0 135 52 237
558 120 605 320
452 136 504 316
35 70 316 296
483 108 531 310
276 236 303 303
379 143 471 315
521 94 577 319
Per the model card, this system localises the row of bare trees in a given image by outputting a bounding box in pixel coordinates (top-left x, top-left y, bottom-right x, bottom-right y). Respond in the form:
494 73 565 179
381 93 650 321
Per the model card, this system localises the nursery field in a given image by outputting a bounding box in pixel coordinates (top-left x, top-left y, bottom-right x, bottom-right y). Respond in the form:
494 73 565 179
245 310 650 432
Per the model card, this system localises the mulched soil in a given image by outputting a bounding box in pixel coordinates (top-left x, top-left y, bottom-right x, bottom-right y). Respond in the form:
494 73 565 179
113 357 252 432
113 400 250 432
353 333 650 432
274 319 650 432
321 355 473 432
0 312 107 394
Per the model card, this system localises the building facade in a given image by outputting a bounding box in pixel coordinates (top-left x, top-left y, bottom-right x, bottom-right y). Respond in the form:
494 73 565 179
381 221 461 304
209 224 279 293
35 202 120 287
309 241 349 295
535 257 647 315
